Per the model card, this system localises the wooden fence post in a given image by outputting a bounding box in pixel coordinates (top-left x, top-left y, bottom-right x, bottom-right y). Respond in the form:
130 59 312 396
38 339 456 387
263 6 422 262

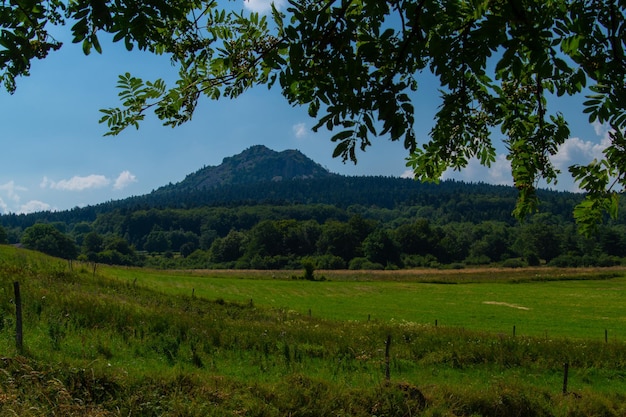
13 282 23 353
385 335 391 381
562 362 569 394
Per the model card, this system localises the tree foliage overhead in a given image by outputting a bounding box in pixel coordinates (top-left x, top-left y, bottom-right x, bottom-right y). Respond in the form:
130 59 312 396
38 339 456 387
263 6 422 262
1 0 625 232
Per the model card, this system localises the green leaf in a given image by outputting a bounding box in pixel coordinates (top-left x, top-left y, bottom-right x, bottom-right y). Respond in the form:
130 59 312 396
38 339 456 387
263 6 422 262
82 39 91 55
331 130 354 143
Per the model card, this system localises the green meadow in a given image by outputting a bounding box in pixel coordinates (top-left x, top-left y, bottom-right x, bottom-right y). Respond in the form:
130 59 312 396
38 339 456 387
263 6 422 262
1 245 626 416
105 266 626 340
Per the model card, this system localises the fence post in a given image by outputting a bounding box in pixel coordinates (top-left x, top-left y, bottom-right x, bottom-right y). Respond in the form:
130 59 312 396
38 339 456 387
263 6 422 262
385 335 391 381
562 362 569 394
13 282 23 353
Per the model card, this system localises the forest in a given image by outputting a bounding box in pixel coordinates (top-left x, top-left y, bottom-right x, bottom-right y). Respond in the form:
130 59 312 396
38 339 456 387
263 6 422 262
1 176 625 271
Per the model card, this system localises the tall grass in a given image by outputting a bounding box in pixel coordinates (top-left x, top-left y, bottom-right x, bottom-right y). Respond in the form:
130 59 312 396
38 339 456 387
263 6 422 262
1 245 625 416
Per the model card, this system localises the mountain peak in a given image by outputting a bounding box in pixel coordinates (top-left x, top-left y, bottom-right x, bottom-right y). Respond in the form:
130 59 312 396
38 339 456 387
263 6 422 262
171 145 337 190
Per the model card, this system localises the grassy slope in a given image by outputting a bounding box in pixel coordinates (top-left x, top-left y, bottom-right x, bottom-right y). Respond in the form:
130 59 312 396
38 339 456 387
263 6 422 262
1 245 625 416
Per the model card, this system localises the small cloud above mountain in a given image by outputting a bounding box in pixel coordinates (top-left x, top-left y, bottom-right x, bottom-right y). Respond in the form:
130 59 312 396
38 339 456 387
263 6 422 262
114 171 138 190
40 171 138 192
41 175 110 191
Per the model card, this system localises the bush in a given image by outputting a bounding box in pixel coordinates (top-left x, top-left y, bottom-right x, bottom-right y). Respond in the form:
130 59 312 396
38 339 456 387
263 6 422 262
302 259 315 281
402 254 438 268
501 258 527 268
548 254 581 267
312 254 346 269
464 255 491 265
349 257 384 270
525 252 541 266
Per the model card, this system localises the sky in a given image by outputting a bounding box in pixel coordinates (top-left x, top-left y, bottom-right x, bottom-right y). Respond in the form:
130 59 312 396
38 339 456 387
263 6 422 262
0 0 611 215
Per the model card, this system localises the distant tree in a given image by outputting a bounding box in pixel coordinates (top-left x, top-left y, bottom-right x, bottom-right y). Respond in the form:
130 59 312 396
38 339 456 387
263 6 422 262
209 230 247 263
71 221 93 246
598 227 626 257
347 215 377 243
168 230 200 253
179 242 197 258
22 223 78 261
280 219 321 256
363 229 402 267
82 231 104 255
199 228 219 250
246 220 283 257
104 235 135 256
395 219 442 256
513 218 563 263
317 220 360 262
0 224 7 244
467 222 513 263
144 230 170 252
80 230 105 275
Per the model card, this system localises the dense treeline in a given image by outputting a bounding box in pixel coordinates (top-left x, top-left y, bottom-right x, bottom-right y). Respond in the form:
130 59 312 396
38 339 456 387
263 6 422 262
2 201 626 271
0 177 597 229
2 176 625 270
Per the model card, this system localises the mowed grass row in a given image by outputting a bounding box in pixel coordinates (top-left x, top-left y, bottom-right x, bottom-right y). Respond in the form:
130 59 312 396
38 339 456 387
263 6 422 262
104 266 626 340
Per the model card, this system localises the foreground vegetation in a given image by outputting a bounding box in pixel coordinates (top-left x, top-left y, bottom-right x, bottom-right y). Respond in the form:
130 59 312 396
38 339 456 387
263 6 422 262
1 245 625 416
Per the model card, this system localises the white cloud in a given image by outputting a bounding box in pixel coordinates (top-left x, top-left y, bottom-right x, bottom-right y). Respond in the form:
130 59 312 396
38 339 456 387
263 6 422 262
544 134 611 192
41 174 111 191
292 123 308 139
400 169 414 179
243 0 286 13
593 120 610 138
19 200 51 214
0 198 8 214
113 171 137 190
551 136 608 172
0 180 27 202
400 154 513 186
405 132 611 192
441 154 513 186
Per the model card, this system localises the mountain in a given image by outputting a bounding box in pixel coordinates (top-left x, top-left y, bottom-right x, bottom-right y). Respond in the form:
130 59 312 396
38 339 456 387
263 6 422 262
159 145 337 192
0 145 592 232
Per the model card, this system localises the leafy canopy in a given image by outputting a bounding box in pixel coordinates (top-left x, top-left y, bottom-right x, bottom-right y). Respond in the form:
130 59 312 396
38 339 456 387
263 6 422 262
1 0 625 233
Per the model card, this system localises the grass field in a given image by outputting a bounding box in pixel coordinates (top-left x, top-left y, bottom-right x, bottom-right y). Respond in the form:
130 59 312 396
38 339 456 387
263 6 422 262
1 246 626 416
104 266 626 340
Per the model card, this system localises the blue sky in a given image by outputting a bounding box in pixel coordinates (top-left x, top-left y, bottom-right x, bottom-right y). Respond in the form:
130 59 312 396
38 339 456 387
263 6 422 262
0 0 611 214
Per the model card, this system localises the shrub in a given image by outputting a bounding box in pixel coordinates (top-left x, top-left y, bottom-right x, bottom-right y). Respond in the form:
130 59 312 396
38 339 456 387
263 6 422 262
501 258 527 268
402 254 438 268
464 254 491 265
525 252 541 266
349 257 384 270
548 254 581 267
312 254 346 269
302 259 315 281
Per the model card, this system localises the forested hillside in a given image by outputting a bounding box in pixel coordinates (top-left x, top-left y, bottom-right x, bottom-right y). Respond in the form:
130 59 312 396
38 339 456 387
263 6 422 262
1 146 625 270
